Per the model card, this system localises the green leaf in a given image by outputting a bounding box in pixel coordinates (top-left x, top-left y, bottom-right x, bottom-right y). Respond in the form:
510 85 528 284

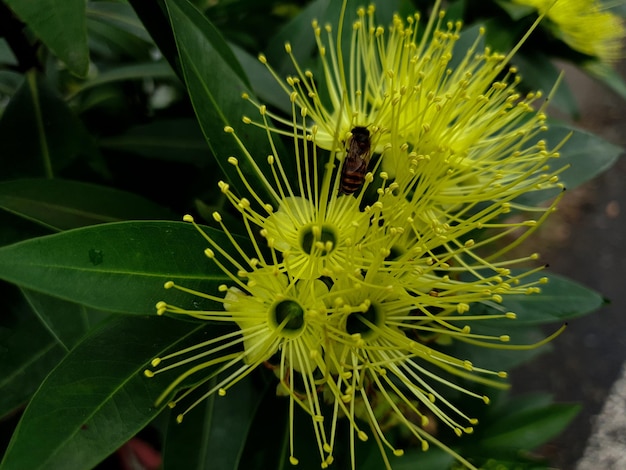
0 72 99 181
520 123 623 205
0 221 242 315
162 376 265 470
69 61 176 98
383 449 454 470
553 124 623 188
128 0 182 77
514 53 579 118
0 314 214 470
86 17 154 60
86 1 153 43
480 402 580 451
495 0 536 20
21 288 108 351
264 0 329 75
0 178 176 232
164 0 289 206
0 285 65 418
230 43 291 114
0 70 22 96
472 272 604 326
236 383 291 470
4 0 89 77
0 210 52 248
582 60 626 101
100 119 210 166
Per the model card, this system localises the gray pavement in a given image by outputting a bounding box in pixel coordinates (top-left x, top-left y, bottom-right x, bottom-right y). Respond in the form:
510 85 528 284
577 362 626 469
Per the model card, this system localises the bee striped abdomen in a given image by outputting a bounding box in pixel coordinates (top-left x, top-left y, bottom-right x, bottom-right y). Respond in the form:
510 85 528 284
339 126 371 195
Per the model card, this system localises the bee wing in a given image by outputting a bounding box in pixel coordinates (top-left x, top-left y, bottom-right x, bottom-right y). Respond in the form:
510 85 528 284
343 152 367 172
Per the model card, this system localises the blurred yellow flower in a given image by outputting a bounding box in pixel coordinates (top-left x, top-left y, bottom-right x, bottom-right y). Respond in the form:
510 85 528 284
513 0 625 62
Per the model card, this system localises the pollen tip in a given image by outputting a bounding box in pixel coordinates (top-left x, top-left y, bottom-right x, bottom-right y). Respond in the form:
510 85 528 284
289 456 299 465
218 388 226 396
151 358 161 367
143 370 154 378
176 414 184 423
357 430 368 441
164 281 174 289
183 214 194 223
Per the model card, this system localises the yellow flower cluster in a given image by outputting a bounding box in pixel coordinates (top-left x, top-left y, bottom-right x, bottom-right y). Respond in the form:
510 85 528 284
145 1 567 468
512 0 625 62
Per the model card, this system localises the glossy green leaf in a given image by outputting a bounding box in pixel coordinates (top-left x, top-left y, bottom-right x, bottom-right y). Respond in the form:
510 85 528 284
0 221 243 315
162 376 265 470
0 210 52 248
69 62 176 98
86 17 153 60
483 272 604 325
0 72 98 181
236 384 292 470
495 0 536 20
86 1 152 43
0 314 215 470
100 119 210 165
0 70 22 96
230 44 291 114
446 323 550 374
514 273 604 323
21 288 108 351
0 285 65 418
379 449 454 470
0 39 18 66
520 123 623 205
583 60 626 101
264 0 329 74
127 0 181 77
0 179 176 232
514 52 579 118
480 402 580 450
4 0 89 76
164 0 289 206
550 123 623 188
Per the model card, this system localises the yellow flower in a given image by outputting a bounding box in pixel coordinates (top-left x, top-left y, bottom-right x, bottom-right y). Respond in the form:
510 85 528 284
245 0 561 180
320 275 565 470
145 217 334 466
512 0 625 62
263 195 369 279
146 1 572 468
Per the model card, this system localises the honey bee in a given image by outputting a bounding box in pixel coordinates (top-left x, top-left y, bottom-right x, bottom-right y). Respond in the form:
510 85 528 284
339 126 371 195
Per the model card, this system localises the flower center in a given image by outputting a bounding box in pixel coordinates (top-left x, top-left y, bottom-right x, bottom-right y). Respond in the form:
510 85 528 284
300 223 337 256
271 299 305 336
346 302 381 339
